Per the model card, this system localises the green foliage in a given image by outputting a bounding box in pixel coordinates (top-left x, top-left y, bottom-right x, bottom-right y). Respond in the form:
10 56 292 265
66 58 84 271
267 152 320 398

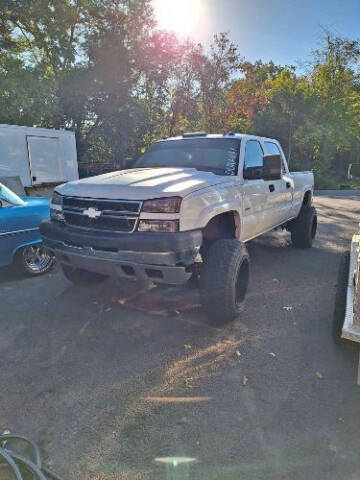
0 3 359 188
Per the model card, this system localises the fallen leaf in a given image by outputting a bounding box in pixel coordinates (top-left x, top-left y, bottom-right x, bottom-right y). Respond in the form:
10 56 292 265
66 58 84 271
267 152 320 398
185 377 196 388
242 375 248 386
283 306 293 311
184 343 192 350
79 321 90 335
268 352 276 357
177 416 188 425
316 371 323 379
328 442 337 453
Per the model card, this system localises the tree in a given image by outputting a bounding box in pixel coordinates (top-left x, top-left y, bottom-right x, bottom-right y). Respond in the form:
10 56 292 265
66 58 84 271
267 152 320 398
1 4 360 188
196 32 242 132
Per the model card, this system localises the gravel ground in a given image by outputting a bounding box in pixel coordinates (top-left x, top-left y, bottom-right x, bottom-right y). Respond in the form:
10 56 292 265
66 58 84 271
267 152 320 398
1 193 360 480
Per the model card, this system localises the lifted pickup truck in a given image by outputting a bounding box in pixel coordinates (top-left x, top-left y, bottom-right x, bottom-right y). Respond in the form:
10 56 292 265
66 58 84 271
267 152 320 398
40 133 316 323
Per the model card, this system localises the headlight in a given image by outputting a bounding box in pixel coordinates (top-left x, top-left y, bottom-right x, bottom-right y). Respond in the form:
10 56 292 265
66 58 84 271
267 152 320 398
51 191 63 206
50 191 64 221
138 220 179 233
142 197 181 213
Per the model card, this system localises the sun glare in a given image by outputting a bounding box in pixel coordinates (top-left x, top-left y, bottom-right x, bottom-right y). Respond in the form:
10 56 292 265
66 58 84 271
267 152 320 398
153 0 203 37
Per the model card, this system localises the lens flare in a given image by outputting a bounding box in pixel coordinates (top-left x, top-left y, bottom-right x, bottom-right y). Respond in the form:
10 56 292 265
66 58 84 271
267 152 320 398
153 0 203 36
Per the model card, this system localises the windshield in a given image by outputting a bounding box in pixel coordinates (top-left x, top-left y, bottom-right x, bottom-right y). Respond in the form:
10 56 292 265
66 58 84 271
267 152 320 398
0 183 25 206
135 138 241 175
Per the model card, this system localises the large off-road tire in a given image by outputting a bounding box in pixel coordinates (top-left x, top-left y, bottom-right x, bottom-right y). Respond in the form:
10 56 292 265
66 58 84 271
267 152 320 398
200 239 250 324
61 263 107 286
332 252 350 344
290 205 317 248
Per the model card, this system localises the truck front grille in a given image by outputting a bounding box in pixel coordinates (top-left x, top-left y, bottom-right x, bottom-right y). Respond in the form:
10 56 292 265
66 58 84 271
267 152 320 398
62 196 141 233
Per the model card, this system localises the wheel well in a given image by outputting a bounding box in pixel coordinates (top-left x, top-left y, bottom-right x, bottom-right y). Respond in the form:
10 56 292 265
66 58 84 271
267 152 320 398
303 190 312 206
202 212 238 244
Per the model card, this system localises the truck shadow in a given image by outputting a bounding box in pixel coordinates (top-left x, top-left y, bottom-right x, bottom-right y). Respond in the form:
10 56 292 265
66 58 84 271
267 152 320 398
57 226 345 333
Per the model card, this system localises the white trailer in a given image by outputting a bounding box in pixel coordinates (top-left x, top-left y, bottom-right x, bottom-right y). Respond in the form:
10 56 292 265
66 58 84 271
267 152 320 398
0 124 78 188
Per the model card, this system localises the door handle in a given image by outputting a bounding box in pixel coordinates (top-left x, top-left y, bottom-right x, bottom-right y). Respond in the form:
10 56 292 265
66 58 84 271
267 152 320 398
286 181 291 189
269 184 275 192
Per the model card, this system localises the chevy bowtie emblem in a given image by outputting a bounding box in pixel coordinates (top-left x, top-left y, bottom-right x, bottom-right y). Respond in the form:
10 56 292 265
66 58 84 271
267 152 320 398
83 207 101 219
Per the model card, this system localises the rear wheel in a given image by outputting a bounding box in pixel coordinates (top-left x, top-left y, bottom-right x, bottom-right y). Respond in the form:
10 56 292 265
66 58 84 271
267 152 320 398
200 239 250 324
14 244 55 276
290 205 317 248
61 264 107 286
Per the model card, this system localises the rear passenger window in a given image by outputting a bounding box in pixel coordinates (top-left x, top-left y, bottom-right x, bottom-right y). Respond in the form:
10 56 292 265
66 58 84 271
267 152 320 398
244 140 263 169
264 142 286 172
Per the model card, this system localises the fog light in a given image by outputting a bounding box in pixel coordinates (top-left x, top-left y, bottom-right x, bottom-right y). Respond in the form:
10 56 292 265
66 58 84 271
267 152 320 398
50 208 64 222
138 220 179 233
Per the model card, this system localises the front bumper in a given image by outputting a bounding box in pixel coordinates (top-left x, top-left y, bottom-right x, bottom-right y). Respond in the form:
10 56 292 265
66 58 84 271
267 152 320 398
40 221 202 285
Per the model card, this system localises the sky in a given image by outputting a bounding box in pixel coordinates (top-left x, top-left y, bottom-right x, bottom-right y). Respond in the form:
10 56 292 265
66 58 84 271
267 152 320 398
152 0 360 69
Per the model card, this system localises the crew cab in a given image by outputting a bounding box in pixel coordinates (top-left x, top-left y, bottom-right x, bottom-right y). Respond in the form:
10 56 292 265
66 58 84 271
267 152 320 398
40 133 316 323
0 182 54 275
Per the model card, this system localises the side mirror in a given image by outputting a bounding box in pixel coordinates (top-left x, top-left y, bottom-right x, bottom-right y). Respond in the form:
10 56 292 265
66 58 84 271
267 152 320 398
263 154 282 180
243 165 264 180
0 199 2 208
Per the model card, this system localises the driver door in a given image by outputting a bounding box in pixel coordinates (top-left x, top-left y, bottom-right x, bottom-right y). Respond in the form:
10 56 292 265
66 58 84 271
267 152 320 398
241 139 270 240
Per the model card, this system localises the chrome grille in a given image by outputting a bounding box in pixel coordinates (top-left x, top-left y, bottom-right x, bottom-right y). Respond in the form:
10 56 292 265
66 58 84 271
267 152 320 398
62 196 141 233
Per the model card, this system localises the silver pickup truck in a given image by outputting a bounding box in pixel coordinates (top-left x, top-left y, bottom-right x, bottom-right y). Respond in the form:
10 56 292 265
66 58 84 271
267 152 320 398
41 133 316 324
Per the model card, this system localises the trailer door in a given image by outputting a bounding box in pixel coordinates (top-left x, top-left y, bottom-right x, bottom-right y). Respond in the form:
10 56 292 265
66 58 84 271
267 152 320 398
27 136 62 185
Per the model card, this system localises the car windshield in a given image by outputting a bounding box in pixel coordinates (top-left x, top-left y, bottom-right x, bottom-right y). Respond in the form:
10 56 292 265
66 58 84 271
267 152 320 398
135 138 241 175
0 183 25 206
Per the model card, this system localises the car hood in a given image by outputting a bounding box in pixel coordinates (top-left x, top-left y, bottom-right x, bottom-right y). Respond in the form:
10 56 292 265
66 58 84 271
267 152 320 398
21 196 50 208
56 168 234 200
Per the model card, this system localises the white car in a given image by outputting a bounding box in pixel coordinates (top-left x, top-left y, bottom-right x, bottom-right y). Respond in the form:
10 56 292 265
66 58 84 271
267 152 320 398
41 133 316 323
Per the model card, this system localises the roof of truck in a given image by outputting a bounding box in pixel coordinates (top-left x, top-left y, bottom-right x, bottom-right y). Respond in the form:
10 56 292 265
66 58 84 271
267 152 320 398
160 133 279 143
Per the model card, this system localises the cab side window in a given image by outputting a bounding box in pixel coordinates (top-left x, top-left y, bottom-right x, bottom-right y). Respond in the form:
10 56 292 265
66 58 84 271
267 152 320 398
244 140 264 170
264 141 286 172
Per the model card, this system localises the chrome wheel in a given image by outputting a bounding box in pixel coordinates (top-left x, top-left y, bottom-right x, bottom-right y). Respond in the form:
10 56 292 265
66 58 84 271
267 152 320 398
21 244 55 275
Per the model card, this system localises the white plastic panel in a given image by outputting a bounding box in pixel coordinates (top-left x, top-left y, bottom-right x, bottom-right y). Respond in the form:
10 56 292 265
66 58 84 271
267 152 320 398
27 136 62 185
0 127 30 186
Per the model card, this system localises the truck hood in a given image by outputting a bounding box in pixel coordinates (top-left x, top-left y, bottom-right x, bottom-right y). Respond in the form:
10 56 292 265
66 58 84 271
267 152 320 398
56 168 233 200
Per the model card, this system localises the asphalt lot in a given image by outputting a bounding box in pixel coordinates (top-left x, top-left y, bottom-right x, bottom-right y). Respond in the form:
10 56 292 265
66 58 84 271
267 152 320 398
1 193 360 480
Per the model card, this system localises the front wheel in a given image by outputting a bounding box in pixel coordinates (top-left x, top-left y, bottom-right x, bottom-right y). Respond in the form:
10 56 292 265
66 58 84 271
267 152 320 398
14 244 55 276
200 239 250 324
61 263 108 286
